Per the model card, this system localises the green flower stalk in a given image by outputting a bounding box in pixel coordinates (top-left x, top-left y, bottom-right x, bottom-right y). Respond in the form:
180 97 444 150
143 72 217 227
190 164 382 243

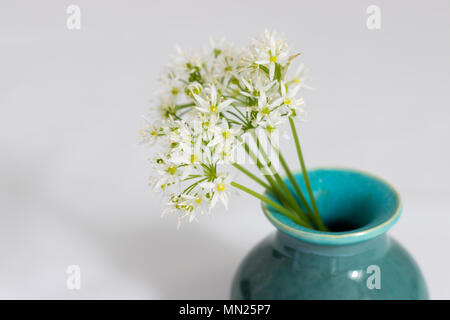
140 30 327 230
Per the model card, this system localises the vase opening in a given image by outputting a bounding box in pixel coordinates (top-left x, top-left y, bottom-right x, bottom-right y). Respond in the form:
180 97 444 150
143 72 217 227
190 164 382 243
262 168 402 245
318 193 379 232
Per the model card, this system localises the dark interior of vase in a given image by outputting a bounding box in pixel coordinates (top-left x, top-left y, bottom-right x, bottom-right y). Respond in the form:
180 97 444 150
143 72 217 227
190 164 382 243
325 220 363 232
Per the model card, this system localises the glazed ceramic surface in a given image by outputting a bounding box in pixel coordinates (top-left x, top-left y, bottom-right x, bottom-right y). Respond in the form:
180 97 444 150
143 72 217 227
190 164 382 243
231 168 428 300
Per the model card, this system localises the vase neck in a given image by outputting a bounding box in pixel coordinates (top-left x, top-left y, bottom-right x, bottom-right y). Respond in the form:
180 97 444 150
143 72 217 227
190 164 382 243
274 230 390 258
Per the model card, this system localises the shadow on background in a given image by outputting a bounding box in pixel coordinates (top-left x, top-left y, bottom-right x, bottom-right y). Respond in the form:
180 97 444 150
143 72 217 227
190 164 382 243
62 210 241 299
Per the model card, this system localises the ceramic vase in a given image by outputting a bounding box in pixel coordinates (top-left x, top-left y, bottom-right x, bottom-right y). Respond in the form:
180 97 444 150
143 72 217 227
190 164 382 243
230 168 428 299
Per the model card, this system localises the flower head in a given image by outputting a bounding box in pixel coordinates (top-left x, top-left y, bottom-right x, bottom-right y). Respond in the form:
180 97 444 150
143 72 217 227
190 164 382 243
141 30 312 225
248 30 290 80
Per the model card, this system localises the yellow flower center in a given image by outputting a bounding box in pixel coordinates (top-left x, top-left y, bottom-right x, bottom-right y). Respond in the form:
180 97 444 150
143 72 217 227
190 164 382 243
167 166 177 175
222 130 231 139
293 78 301 84
171 87 179 95
266 125 275 134
151 130 158 136
190 154 198 163
262 107 270 115
210 105 218 113
269 55 277 63
217 183 226 192
195 197 202 204
284 98 291 105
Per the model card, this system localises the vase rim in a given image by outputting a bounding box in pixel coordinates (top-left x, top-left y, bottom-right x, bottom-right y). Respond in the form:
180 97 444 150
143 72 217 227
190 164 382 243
262 167 402 246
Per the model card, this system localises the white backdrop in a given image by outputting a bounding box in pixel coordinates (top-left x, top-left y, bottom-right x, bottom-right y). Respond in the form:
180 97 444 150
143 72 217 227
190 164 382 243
1 0 449 299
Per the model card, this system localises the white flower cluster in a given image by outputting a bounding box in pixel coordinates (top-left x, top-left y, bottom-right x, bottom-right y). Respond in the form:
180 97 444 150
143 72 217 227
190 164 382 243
140 30 311 225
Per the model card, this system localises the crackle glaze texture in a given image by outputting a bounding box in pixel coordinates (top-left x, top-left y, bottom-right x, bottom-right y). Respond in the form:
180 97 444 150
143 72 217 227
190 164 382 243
231 168 428 300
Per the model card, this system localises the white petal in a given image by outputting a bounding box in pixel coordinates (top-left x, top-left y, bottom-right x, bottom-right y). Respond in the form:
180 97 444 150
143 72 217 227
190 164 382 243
210 85 217 106
221 193 229 209
258 90 266 108
218 99 233 109
210 194 219 208
280 81 287 96
194 94 209 109
269 63 275 80
290 84 301 96
200 181 215 189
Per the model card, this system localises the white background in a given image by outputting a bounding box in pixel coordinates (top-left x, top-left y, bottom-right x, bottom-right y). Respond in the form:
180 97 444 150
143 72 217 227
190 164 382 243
1 0 449 299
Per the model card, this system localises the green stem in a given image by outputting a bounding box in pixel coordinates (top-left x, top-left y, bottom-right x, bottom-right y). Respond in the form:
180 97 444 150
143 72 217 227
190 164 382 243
250 131 314 226
238 136 305 217
175 102 195 110
182 177 208 195
279 155 312 213
251 133 297 206
289 117 328 231
230 181 313 228
232 163 270 190
238 136 265 171
273 144 313 214
264 174 292 209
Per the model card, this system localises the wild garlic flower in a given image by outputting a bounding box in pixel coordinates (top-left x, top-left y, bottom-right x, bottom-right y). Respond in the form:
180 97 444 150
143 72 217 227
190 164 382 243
193 85 234 115
138 119 165 145
250 30 290 80
141 30 311 225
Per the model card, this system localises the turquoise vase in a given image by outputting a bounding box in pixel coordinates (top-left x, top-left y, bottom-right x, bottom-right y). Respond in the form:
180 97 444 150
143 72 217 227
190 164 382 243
231 168 428 300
